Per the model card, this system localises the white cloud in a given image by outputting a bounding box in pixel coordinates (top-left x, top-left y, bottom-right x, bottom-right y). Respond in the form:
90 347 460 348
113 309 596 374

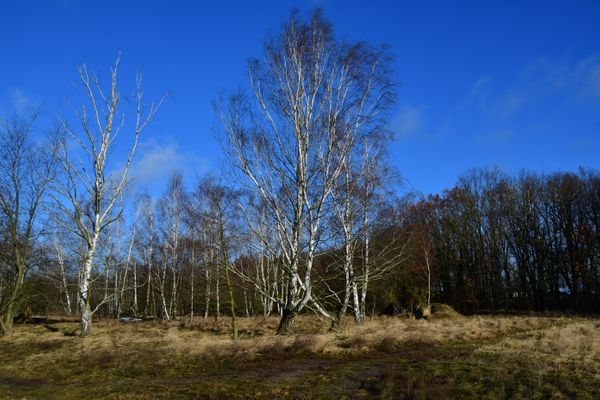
469 54 600 121
125 138 209 197
497 91 528 119
467 76 493 110
573 56 600 100
509 54 600 106
9 88 36 112
390 105 426 138
470 76 492 97
476 129 514 145
535 55 600 98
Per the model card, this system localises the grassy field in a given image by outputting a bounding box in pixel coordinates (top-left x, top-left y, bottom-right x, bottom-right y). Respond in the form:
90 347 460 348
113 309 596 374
1 309 599 399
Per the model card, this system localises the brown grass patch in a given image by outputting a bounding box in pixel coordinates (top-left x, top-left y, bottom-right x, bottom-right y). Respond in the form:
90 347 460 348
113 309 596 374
1 314 598 399
478 318 600 375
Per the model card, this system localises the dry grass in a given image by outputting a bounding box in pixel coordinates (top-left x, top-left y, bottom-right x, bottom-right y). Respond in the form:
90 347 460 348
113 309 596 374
0 312 586 362
115 314 563 360
1 311 599 399
479 318 600 375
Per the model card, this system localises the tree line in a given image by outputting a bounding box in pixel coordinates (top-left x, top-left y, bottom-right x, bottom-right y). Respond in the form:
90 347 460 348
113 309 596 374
397 168 600 315
1 11 598 337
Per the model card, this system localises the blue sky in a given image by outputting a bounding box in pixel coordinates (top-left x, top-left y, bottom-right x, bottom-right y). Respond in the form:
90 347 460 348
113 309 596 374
2 0 600 196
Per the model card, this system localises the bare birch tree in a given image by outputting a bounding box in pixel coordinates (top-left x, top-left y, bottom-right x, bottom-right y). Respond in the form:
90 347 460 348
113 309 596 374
52 233 73 315
157 172 186 320
352 138 402 323
118 207 140 317
192 176 241 338
53 57 162 336
328 155 361 330
135 193 159 318
0 112 58 336
220 10 394 333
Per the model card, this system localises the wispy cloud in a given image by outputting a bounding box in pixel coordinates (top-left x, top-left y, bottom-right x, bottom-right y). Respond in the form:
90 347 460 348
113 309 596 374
468 76 493 108
9 88 38 112
467 54 600 122
571 56 600 100
125 138 209 197
519 55 600 100
501 54 600 116
466 76 528 120
496 91 528 119
390 105 426 138
476 129 514 145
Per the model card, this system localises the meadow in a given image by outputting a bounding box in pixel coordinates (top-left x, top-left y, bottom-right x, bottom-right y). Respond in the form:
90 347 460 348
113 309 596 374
1 309 599 399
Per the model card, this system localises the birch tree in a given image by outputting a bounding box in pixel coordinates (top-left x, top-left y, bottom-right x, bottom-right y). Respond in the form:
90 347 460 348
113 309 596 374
328 155 361 330
54 57 162 336
252 199 282 316
192 176 241 338
157 172 186 319
119 206 140 317
352 138 401 323
220 11 394 333
184 189 211 323
51 232 74 315
0 112 58 336
135 193 159 318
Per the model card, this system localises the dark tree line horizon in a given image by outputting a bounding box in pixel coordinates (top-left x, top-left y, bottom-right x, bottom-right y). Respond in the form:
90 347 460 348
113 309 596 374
7 166 600 324
397 167 600 314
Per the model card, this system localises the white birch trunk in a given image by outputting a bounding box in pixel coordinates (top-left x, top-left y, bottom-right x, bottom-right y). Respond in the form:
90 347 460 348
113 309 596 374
54 240 72 315
79 230 99 336
133 261 138 315
204 267 210 319
190 247 195 324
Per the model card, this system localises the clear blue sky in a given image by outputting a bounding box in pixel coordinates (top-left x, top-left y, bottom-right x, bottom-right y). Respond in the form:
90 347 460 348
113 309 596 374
2 1 599 196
